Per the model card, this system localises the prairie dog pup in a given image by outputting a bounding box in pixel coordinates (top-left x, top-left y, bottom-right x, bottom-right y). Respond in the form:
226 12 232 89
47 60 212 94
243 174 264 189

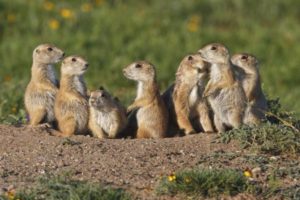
198 43 246 133
24 43 64 126
88 87 127 139
54 56 89 137
162 54 213 135
123 61 168 138
231 53 267 125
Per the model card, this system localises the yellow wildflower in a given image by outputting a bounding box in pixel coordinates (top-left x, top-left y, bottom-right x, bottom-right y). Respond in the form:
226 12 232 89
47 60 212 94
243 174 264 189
48 19 59 30
5 190 15 200
94 0 105 6
81 3 92 12
60 8 74 19
7 14 16 23
168 174 176 182
187 15 201 33
243 169 253 178
43 1 54 11
184 177 191 183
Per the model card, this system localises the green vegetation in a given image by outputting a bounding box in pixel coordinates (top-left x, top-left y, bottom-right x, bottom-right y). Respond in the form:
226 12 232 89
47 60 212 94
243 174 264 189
220 98 300 155
0 174 131 200
157 168 249 198
220 123 300 155
158 164 300 199
0 0 300 123
195 152 300 199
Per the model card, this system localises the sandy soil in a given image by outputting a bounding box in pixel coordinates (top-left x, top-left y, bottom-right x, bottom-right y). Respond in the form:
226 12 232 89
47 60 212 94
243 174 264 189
0 125 298 199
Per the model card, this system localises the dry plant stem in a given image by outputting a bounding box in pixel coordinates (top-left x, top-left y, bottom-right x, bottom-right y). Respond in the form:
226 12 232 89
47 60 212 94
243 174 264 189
264 111 299 132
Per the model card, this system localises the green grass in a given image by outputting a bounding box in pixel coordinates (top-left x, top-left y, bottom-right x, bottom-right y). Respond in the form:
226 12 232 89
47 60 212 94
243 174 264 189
157 168 248 198
157 166 299 199
0 0 300 122
220 123 300 155
220 98 300 155
0 174 131 200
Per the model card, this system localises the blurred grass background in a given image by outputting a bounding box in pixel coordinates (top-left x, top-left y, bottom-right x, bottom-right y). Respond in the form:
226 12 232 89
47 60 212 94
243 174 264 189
0 0 300 122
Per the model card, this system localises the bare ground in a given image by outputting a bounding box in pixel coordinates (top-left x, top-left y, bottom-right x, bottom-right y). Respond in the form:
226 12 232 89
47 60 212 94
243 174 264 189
0 125 299 199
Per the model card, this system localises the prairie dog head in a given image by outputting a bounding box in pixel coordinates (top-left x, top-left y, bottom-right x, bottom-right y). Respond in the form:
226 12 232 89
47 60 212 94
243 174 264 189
123 61 156 82
231 53 259 74
33 44 65 64
89 87 115 110
61 56 89 76
198 43 230 64
177 53 209 80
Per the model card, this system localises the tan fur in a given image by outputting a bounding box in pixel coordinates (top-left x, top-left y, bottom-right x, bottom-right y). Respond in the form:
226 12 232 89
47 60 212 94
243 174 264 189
198 43 246 133
24 44 64 126
162 54 214 135
88 88 127 139
231 53 267 125
123 61 168 138
54 56 89 137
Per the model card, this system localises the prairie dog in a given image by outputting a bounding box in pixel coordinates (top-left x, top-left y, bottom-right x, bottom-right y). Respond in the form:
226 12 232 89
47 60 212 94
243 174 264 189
198 43 246 133
123 61 168 138
54 56 89 137
24 43 64 126
231 53 267 125
162 54 214 135
88 87 127 139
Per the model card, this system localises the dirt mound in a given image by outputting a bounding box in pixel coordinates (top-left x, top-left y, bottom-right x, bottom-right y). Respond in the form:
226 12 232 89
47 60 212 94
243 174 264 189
0 125 249 199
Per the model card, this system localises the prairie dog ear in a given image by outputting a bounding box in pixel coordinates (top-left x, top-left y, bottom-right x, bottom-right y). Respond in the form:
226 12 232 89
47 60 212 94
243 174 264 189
99 86 105 90
35 49 40 54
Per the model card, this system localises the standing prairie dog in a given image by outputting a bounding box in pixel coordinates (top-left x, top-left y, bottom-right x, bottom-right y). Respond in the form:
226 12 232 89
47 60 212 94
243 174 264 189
162 54 214 135
54 56 89 137
88 87 127 139
24 43 64 126
198 43 246 133
123 61 168 138
231 53 267 125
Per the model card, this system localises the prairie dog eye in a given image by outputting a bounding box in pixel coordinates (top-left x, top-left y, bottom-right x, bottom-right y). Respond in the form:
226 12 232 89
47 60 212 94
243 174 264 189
210 46 217 51
100 93 106 97
135 63 142 68
211 46 217 51
47 47 53 51
241 55 248 60
71 58 77 62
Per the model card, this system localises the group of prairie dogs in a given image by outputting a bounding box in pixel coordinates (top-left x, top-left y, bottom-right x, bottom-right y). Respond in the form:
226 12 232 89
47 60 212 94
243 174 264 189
24 43 267 139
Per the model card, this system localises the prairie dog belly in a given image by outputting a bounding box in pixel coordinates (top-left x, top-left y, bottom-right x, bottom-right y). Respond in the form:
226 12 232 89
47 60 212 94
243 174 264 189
60 99 88 132
209 86 245 124
26 87 57 121
26 90 56 107
96 112 115 134
136 102 165 133
136 105 156 127
188 85 199 109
